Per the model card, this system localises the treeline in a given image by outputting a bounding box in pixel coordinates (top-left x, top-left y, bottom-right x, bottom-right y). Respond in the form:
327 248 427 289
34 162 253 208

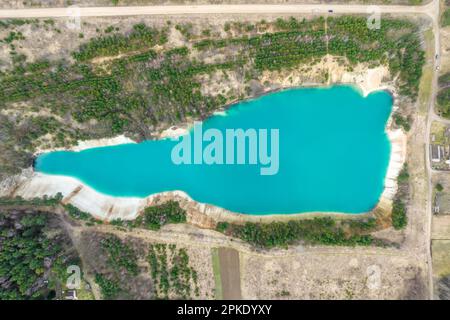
194 16 424 100
442 8 450 27
63 203 102 225
73 23 168 61
391 164 409 229
0 193 63 207
132 201 187 230
216 217 380 248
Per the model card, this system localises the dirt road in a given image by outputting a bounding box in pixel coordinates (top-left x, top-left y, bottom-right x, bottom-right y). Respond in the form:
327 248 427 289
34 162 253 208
0 2 440 18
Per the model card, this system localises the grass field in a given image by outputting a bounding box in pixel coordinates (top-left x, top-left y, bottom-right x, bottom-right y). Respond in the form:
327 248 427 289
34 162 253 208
211 248 223 300
418 28 434 114
432 240 450 277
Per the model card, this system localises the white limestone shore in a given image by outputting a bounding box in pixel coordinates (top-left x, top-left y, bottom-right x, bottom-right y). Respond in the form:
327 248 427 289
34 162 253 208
381 129 407 201
34 134 136 155
0 76 406 222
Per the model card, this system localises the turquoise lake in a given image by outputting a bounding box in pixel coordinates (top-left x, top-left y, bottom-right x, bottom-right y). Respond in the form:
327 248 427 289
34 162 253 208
35 85 393 215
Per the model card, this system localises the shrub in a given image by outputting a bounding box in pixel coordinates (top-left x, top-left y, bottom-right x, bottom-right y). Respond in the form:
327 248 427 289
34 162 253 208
137 201 186 230
442 9 450 27
392 199 407 230
95 274 120 299
397 164 409 184
216 218 377 248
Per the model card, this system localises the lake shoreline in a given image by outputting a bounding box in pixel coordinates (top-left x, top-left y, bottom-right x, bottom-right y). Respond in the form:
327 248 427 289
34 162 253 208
1 79 406 223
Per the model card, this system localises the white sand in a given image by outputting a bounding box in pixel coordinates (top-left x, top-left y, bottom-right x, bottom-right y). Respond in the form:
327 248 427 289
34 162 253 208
341 65 391 97
159 126 189 139
382 129 407 200
2 170 197 221
34 134 136 155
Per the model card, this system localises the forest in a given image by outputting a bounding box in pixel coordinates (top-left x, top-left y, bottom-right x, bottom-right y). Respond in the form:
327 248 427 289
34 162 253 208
0 210 79 299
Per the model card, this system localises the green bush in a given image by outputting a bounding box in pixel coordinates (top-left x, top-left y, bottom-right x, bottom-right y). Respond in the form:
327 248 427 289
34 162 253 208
397 164 409 184
392 199 407 230
216 218 376 248
437 88 450 118
95 274 121 299
442 9 450 27
135 201 186 230
0 193 63 206
393 113 411 132
101 234 139 275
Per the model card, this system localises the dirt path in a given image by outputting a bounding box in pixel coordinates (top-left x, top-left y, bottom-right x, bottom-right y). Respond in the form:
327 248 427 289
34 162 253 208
217 247 242 300
0 1 440 18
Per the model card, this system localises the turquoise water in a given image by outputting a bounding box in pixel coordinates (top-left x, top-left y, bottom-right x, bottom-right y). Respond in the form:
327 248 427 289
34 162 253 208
35 85 393 214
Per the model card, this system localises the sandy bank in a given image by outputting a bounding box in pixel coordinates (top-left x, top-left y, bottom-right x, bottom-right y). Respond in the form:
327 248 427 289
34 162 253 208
382 129 407 200
34 134 136 155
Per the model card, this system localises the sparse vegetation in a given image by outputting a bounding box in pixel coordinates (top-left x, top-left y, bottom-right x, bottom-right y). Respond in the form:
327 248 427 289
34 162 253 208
95 273 121 299
101 234 139 276
392 164 409 230
442 8 450 27
0 193 63 207
147 243 200 299
391 199 407 230
393 113 411 132
64 203 102 225
437 73 450 118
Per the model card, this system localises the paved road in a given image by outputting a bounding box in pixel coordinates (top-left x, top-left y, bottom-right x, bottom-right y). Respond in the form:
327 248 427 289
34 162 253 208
0 0 442 299
0 2 440 18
